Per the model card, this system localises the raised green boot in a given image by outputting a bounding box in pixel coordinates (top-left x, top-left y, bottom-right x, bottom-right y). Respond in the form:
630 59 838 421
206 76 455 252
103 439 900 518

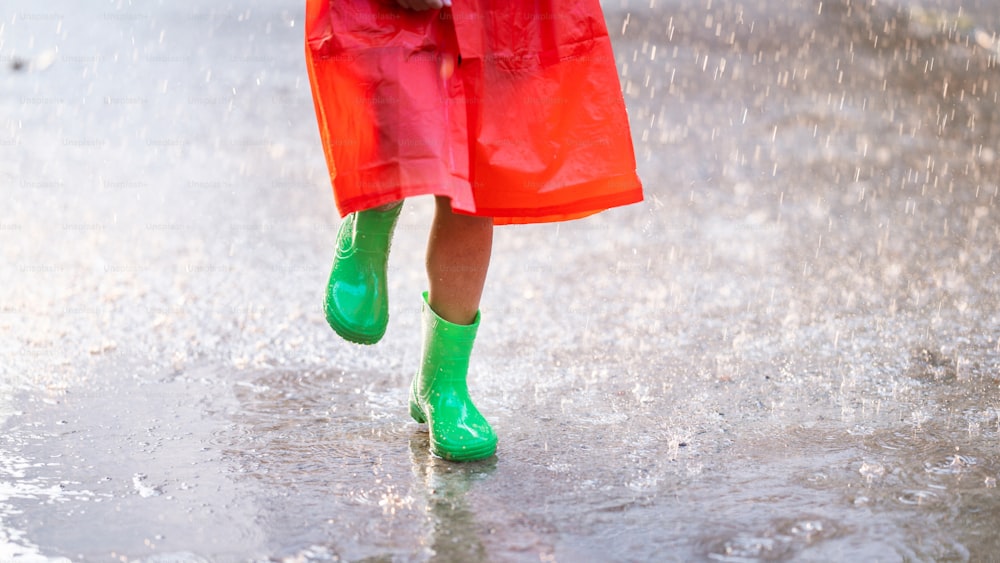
324 202 403 345
409 292 497 462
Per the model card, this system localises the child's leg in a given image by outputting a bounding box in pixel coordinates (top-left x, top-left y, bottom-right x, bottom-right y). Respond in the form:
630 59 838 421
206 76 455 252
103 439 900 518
425 196 493 325
411 196 496 461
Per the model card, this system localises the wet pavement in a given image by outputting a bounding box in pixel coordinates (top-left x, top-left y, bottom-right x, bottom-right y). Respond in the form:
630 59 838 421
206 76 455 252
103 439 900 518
3 0 1000 560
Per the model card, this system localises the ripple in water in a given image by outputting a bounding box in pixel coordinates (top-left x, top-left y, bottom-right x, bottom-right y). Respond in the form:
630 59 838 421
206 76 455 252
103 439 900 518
215 367 420 491
924 454 977 477
897 489 940 506
704 516 839 561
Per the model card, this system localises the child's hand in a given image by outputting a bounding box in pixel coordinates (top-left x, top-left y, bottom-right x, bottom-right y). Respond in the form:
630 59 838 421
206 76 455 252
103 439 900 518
395 0 451 10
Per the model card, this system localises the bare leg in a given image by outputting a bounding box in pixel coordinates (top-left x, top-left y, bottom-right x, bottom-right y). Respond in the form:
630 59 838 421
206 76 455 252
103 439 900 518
426 196 493 325
411 196 497 461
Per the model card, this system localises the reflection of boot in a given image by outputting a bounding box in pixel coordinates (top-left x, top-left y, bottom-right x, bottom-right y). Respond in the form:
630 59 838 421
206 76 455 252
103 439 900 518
324 202 402 345
408 434 492 562
409 292 497 461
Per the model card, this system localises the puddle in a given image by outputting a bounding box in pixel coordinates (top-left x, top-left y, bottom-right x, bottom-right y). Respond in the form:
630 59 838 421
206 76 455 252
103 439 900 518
2 0 1000 560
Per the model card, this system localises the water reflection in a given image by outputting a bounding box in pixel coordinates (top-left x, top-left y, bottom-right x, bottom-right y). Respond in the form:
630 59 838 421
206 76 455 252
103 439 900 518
408 433 494 562
222 367 498 561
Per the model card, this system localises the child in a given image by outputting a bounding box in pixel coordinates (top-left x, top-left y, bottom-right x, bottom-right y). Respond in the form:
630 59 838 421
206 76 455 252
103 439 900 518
305 0 643 461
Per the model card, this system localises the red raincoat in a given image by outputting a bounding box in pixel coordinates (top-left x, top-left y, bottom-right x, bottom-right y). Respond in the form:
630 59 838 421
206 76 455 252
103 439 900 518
305 0 643 225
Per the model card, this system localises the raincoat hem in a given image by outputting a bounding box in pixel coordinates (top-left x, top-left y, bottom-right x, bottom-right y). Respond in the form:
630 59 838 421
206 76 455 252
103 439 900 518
335 172 643 226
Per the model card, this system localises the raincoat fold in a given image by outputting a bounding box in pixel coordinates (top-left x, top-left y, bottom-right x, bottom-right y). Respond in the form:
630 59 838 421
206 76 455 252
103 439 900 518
306 0 642 224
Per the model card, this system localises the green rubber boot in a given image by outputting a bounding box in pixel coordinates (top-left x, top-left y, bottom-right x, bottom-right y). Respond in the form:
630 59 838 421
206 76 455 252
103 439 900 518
409 292 497 462
324 202 403 345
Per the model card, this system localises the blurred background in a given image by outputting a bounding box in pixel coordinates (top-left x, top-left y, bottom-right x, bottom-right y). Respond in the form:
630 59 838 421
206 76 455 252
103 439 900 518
2 0 1000 560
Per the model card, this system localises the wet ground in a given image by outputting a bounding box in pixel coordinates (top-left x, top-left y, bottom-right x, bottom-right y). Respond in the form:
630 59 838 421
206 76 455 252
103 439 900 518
3 0 1000 560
